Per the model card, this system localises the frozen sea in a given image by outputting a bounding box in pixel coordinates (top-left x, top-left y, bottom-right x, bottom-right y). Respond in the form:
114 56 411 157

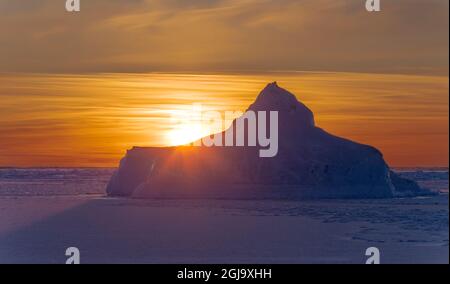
0 168 448 264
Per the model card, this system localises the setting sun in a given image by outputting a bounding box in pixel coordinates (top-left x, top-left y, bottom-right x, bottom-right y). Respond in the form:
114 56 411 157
166 123 207 146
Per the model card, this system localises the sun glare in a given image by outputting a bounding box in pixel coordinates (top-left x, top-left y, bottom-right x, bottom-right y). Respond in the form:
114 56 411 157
166 123 207 146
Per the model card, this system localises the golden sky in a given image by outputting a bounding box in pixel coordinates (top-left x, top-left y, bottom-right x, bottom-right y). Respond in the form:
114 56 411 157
0 0 448 167
0 72 448 167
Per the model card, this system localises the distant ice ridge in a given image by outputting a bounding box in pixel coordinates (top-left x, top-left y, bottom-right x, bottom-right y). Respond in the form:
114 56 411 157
107 83 433 199
0 168 113 196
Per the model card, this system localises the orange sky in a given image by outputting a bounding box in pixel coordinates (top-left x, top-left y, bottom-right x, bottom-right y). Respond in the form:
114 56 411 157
0 72 448 168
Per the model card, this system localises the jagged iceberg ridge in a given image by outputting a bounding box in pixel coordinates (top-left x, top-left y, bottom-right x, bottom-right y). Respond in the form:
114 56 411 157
107 82 431 199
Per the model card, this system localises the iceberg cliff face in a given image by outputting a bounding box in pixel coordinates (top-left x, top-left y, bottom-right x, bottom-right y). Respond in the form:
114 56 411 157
106 83 431 199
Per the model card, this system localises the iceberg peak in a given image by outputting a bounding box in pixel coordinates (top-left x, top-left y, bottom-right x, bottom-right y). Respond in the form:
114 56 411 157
249 82 315 128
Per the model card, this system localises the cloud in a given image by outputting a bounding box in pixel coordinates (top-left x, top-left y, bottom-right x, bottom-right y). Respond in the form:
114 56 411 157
0 0 448 74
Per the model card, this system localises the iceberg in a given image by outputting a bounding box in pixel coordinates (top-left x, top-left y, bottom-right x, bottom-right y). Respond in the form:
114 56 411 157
107 82 431 199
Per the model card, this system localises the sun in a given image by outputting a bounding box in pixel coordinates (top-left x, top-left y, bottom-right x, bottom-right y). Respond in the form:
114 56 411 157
166 123 207 146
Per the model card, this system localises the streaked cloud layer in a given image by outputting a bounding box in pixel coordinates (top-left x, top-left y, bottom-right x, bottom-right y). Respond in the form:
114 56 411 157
0 72 448 167
0 0 448 74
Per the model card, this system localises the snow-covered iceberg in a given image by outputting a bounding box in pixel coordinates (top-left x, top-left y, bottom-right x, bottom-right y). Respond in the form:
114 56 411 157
107 82 431 199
